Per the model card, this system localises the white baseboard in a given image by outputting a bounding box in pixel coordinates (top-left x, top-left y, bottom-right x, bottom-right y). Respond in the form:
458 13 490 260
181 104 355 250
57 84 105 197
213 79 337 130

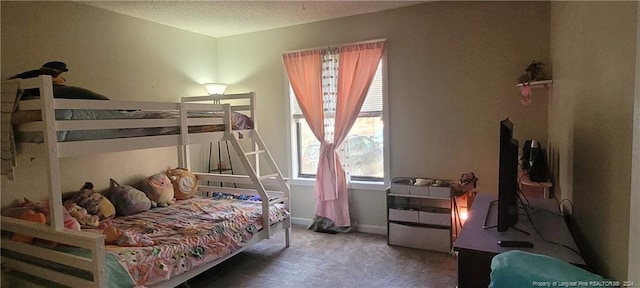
357 224 387 235
291 217 313 226
291 217 387 235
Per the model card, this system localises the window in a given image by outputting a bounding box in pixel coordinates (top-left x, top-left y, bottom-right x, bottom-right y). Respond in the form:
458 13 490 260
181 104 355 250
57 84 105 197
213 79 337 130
290 57 385 182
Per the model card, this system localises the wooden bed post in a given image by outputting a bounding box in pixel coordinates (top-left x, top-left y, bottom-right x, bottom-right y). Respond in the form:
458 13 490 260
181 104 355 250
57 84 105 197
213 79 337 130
39 76 64 230
179 101 190 169
249 93 259 175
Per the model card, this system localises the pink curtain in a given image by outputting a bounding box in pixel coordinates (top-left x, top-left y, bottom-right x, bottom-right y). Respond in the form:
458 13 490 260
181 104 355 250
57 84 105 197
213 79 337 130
314 42 385 227
283 41 385 228
282 50 325 142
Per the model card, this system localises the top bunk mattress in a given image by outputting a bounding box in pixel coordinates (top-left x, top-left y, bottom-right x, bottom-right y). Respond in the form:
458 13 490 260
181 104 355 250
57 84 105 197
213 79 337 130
13 108 254 143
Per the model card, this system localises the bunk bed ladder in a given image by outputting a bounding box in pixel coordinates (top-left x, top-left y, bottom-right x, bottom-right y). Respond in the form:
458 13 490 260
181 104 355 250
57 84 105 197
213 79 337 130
227 130 290 243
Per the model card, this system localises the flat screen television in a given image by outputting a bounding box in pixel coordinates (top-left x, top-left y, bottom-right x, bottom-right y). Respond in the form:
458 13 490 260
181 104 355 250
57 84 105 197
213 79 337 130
497 118 519 232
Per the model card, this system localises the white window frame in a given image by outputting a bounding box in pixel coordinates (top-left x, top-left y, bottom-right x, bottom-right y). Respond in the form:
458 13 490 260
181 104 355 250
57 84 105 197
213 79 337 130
285 43 389 190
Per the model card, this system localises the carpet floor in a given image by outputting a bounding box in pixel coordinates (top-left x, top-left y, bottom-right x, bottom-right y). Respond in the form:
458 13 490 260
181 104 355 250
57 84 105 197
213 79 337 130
187 224 458 288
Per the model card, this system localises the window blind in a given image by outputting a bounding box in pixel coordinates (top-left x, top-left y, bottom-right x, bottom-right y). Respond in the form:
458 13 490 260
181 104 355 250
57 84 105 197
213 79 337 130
291 60 383 116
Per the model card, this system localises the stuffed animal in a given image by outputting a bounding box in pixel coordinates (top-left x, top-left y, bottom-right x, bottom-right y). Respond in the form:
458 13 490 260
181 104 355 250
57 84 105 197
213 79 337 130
11 210 46 243
103 226 123 244
166 167 198 200
143 173 176 207
2 198 81 231
64 202 100 228
107 179 152 216
71 182 116 220
452 172 478 197
518 60 545 83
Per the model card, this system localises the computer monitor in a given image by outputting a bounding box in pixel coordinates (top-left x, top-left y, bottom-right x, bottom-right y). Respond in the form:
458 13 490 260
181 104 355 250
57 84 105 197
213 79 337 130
497 118 519 232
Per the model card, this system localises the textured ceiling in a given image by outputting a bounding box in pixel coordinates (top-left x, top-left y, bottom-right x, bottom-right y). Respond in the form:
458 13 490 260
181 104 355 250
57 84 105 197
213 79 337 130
79 1 426 38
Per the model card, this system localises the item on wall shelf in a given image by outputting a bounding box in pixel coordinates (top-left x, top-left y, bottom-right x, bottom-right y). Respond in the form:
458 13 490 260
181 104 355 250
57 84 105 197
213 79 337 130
517 61 546 106
516 79 553 106
518 61 545 84
519 85 533 105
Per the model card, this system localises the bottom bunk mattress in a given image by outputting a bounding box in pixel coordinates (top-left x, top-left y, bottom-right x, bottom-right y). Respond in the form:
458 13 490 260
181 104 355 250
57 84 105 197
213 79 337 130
105 195 289 287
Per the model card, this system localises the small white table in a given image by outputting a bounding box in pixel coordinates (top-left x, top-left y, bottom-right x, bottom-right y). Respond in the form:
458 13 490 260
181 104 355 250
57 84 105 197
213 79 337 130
519 171 553 199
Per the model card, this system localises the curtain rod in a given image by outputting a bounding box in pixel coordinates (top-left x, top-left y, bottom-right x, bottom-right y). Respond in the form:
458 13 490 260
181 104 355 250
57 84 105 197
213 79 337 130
283 38 387 54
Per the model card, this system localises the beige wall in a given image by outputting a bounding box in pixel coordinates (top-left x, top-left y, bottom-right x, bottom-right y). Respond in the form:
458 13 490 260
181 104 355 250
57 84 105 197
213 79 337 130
217 1 551 229
1 0 635 282
1 1 219 200
549 1 637 281
631 2 640 281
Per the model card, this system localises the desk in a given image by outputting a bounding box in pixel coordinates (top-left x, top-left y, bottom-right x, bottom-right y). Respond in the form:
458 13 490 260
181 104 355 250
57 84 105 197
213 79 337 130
453 194 585 288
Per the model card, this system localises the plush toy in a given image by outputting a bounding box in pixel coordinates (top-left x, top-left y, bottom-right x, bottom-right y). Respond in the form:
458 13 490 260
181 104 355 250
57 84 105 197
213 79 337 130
62 206 82 231
103 226 124 244
143 173 176 207
1 198 80 231
65 202 100 228
518 60 545 84
166 167 198 200
71 182 116 220
12 210 46 243
452 172 478 197
107 179 152 216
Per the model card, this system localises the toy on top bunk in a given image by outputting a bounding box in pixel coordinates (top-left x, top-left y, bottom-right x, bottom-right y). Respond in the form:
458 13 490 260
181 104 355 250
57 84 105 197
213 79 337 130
9 61 110 101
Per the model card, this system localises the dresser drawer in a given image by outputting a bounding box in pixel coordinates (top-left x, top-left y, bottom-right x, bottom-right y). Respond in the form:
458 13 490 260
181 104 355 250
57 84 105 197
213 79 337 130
419 209 451 227
388 222 451 253
389 208 419 223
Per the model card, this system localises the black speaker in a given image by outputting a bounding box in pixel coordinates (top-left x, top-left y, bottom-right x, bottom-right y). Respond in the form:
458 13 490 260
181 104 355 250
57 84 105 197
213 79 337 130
523 139 548 182
522 140 533 170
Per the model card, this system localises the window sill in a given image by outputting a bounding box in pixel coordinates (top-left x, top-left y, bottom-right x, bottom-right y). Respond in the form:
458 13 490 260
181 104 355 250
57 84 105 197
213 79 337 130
290 177 387 191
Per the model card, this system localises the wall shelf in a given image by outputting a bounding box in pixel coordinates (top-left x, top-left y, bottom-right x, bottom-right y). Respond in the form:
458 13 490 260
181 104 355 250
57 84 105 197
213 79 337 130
516 79 553 88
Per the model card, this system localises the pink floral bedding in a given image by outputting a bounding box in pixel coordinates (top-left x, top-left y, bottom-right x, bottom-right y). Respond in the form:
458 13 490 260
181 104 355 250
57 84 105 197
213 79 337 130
104 196 289 286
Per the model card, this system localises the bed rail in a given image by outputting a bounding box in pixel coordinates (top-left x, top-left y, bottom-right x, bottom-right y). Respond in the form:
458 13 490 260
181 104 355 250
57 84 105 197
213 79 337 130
1 216 107 287
5 76 256 158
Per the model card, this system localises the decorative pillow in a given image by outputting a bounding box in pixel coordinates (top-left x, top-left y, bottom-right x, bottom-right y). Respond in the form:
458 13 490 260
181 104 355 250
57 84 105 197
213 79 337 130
107 179 151 216
231 112 254 129
70 182 116 220
142 173 175 207
166 167 198 200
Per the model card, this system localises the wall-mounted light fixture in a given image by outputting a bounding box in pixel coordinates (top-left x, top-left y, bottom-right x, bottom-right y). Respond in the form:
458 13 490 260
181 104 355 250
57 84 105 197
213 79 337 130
204 83 228 95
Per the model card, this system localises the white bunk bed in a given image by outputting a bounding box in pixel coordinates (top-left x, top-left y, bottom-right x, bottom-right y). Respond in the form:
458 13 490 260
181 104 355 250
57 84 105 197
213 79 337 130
0 75 291 287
